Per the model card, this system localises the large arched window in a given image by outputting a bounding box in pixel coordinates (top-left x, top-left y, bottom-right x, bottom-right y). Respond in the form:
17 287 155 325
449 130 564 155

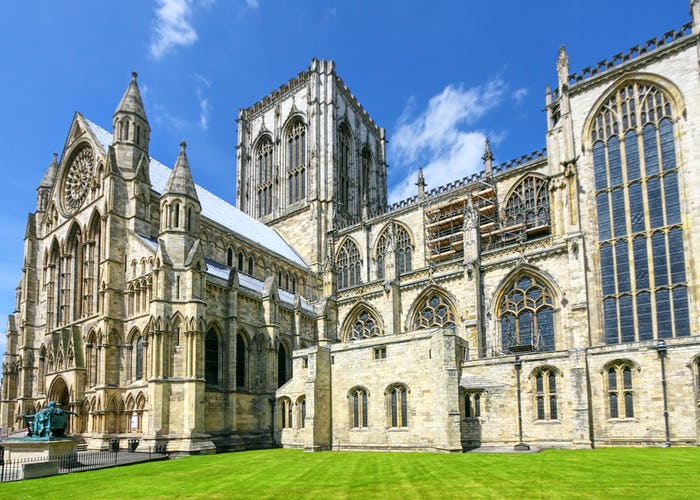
606 361 635 418
205 328 219 386
338 123 352 214
504 176 550 238
336 239 362 289
256 136 274 218
287 119 306 204
413 292 456 329
499 274 554 352
591 82 688 343
346 308 382 341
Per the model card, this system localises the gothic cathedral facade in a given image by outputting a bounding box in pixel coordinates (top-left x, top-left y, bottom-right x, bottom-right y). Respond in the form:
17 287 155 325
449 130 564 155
3 7 700 453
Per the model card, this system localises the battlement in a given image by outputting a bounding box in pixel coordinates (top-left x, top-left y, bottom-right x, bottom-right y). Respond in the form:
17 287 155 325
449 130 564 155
239 59 381 133
386 148 547 214
550 21 693 101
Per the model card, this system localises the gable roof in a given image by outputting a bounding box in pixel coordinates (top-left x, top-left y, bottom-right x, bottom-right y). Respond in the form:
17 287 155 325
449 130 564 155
84 118 307 268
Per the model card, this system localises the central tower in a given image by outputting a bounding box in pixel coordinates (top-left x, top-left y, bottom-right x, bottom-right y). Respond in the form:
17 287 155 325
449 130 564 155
236 59 387 272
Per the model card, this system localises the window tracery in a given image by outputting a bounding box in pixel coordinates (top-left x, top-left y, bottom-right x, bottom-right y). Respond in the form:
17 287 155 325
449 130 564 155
606 361 635 418
499 275 555 352
504 176 550 237
338 123 352 214
533 367 558 420
349 387 368 428
387 384 408 428
287 119 306 204
337 239 362 289
256 137 274 217
592 82 688 343
414 292 456 329
347 308 381 341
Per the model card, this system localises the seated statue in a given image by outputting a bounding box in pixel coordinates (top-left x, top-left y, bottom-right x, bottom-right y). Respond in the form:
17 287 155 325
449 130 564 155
20 401 77 438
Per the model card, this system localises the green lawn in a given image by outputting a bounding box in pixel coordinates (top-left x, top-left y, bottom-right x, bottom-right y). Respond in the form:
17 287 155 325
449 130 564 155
3 448 699 499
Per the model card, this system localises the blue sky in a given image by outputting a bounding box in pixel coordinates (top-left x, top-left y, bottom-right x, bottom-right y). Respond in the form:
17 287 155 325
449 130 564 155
0 0 690 358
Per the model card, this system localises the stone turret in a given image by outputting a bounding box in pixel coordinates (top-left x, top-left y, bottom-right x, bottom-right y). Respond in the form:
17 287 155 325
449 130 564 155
36 153 57 212
112 72 150 176
159 141 202 265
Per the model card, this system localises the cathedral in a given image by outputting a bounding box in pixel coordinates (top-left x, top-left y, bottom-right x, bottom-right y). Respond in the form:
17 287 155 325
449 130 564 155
3 5 700 453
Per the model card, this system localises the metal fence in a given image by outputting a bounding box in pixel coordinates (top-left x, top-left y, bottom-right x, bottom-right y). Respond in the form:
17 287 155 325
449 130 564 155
0 444 169 482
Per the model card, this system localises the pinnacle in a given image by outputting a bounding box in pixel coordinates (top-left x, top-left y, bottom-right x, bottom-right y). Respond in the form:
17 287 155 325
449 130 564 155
114 71 148 121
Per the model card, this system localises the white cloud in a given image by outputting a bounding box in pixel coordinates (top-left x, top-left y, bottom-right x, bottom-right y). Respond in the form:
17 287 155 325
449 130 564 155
195 74 212 131
513 87 528 103
150 0 199 59
246 0 259 7
388 80 505 203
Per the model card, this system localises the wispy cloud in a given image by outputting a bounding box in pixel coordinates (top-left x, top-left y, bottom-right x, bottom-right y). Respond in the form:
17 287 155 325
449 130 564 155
150 0 199 59
152 103 187 133
388 80 505 203
513 87 528 104
246 0 259 7
195 74 212 131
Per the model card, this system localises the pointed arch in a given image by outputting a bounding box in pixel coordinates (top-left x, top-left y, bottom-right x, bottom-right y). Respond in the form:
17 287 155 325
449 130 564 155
205 325 222 386
277 338 292 388
254 133 275 217
586 77 689 344
340 302 384 342
286 115 307 205
408 287 458 331
236 328 250 389
86 329 99 387
336 237 362 289
83 209 102 315
338 121 354 214
495 268 557 353
503 174 551 237
374 222 414 280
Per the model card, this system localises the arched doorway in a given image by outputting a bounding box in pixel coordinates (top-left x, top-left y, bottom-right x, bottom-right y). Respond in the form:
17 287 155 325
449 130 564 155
47 376 72 433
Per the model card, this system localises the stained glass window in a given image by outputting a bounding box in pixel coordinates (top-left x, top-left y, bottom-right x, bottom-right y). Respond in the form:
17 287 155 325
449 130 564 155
499 275 555 352
256 137 274 217
592 82 688 343
337 239 362 289
287 120 306 204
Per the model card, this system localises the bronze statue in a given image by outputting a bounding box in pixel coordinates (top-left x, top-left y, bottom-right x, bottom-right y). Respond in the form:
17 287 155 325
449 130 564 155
19 402 77 438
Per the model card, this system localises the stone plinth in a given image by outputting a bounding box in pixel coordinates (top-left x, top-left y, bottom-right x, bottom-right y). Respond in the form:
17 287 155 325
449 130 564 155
1 437 77 461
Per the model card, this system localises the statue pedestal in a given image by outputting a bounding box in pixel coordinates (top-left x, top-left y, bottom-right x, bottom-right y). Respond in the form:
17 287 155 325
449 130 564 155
1 437 77 461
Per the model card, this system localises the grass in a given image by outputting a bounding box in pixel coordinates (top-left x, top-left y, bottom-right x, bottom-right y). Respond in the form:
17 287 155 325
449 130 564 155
3 447 699 499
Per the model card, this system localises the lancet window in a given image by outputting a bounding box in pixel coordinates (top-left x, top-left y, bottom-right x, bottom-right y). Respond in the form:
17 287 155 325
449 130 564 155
287 119 306 204
256 137 274 217
338 123 352 214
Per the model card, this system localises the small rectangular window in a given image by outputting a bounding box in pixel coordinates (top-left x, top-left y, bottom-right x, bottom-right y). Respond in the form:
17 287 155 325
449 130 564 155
374 346 387 360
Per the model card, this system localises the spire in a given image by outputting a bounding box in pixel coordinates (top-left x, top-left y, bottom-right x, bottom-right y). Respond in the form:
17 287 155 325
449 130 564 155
114 71 147 121
39 153 58 189
163 141 199 202
482 138 493 174
416 166 426 200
